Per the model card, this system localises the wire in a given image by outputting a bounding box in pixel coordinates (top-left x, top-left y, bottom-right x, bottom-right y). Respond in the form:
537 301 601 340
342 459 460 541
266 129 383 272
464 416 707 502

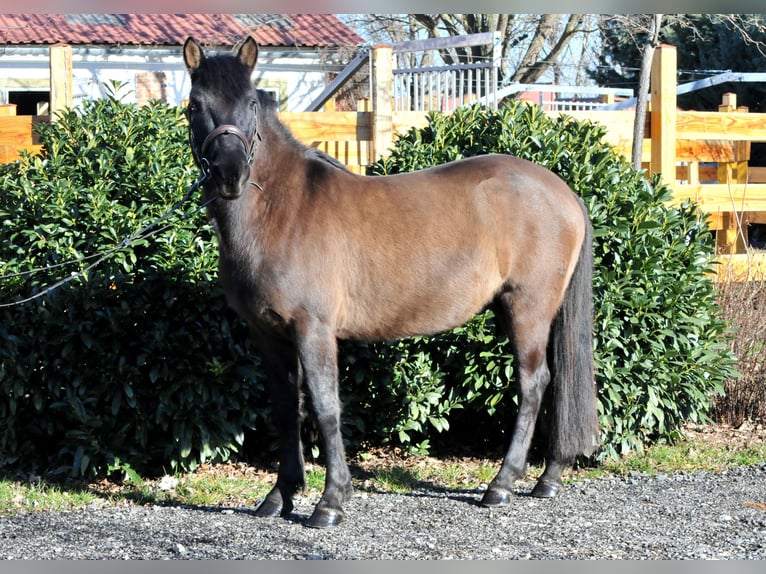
0 173 212 308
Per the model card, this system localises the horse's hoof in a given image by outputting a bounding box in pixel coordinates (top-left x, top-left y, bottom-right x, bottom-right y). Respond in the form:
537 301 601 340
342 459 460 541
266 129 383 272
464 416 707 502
305 506 344 529
530 479 561 498
254 496 293 518
480 487 513 508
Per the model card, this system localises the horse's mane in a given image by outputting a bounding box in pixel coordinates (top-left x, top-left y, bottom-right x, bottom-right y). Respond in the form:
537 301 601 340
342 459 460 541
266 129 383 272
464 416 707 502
255 89 353 174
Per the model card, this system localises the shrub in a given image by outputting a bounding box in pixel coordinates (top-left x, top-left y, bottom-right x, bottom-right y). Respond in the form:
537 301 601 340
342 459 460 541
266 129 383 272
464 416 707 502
0 93 268 476
362 102 737 460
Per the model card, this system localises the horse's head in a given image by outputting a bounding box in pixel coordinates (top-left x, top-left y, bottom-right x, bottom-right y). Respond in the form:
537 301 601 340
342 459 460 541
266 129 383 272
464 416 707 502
183 36 260 200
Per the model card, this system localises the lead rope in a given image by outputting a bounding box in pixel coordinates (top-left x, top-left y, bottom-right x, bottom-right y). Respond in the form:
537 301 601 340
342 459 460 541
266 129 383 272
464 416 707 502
0 171 214 308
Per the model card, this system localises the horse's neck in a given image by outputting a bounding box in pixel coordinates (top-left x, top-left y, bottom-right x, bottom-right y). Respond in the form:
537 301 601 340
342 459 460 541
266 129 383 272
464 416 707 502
250 127 307 206
211 132 302 255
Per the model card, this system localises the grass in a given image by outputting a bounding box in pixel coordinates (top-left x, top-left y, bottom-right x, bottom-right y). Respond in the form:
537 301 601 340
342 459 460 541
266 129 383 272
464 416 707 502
2 433 764 518
0 479 100 517
580 440 766 480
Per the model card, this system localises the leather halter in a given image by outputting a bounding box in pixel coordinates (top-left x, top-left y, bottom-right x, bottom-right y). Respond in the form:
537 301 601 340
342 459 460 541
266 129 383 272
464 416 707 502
186 106 261 196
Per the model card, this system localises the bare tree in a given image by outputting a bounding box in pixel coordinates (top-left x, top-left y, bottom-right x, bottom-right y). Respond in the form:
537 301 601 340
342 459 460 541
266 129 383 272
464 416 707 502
633 14 663 171
343 14 591 85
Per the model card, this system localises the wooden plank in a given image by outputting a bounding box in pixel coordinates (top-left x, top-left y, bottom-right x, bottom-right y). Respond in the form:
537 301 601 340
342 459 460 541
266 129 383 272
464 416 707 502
280 111 371 142
0 116 36 145
550 109 638 156
314 140 371 167
291 111 426 142
670 183 766 213
392 111 430 135
0 144 44 163
553 112 738 163
713 253 766 282
675 140 736 162
0 116 49 146
676 111 766 140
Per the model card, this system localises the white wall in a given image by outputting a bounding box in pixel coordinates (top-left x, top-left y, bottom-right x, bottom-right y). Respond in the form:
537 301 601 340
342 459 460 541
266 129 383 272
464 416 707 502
0 46 337 112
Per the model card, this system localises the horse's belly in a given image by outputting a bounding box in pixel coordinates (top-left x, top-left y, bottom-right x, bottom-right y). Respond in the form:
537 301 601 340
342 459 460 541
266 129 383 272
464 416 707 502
338 268 501 341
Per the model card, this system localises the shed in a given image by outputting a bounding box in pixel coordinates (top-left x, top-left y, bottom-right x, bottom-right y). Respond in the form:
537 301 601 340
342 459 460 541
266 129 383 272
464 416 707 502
0 14 365 112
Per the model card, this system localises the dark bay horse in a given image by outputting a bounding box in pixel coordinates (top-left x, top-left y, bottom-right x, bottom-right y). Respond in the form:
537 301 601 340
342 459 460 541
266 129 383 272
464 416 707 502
183 36 598 528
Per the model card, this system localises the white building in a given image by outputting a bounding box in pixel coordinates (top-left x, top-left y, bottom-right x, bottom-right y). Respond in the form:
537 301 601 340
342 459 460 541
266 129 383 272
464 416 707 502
0 14 365 113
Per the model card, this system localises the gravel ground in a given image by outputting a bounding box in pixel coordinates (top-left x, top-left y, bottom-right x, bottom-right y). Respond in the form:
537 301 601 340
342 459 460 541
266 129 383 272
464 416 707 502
2 463 766 559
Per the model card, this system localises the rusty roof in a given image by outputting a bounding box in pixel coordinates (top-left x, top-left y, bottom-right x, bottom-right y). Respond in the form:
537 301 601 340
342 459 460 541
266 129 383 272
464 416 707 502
0 14 364 48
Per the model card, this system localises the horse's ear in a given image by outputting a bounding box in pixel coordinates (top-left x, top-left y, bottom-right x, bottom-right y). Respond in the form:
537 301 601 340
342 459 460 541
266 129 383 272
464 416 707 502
237 36 259 71
183 37 204 73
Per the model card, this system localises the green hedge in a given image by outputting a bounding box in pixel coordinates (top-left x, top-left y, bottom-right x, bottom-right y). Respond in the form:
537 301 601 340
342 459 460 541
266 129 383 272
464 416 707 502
0 95 737 476
0 94 268 475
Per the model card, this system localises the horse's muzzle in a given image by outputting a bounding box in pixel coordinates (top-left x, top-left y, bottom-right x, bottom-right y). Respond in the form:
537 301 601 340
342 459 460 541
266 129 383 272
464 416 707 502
206 160 250 200
198 124 256 200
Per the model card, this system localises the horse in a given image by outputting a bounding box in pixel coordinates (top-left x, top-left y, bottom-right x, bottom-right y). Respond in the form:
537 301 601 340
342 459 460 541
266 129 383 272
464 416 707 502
182 36 599 529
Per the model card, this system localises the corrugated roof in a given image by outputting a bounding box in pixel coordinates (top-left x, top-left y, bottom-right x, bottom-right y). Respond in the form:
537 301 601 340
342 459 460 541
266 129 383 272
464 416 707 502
0 14 364 48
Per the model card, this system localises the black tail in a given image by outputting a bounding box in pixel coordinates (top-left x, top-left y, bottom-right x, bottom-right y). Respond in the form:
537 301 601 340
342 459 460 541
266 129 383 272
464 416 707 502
549 199 598 461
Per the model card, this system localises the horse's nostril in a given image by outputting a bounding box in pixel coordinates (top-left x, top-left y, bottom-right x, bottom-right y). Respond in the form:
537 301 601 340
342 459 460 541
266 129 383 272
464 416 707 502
211 164 241 184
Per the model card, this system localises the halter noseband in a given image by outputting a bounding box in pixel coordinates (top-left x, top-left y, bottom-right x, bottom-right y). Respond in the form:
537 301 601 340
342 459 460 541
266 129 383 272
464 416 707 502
199 124 255 164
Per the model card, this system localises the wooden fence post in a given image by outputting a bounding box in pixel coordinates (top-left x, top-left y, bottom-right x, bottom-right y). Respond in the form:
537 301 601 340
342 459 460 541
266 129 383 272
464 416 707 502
716 92 750 254
49 44 73 118
371 45 393 162
650 44 677 186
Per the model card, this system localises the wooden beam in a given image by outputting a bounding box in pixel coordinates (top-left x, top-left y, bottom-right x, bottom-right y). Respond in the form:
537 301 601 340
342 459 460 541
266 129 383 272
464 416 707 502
650 45 677 185
371 45 393 161
49 44 73 117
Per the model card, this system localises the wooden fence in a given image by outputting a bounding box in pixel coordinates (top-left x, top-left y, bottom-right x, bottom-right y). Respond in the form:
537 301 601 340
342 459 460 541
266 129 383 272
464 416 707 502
0 104 47 163
557 45 766 281
3 44 766 279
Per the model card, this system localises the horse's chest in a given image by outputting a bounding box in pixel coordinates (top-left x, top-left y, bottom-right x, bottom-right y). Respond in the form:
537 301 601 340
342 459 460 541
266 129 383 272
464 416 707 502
217 251 298 334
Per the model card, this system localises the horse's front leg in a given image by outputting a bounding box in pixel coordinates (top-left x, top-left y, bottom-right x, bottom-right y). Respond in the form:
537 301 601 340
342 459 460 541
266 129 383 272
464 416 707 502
252 334 305 519
295 318 352 528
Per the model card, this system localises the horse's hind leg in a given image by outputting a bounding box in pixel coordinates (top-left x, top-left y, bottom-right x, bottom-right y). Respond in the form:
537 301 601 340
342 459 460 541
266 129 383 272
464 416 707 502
481 292 553 507
253 334 305 519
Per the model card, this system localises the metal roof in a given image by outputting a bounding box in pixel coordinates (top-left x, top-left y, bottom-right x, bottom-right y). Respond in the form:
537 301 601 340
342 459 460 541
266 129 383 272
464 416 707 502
0 14 365 48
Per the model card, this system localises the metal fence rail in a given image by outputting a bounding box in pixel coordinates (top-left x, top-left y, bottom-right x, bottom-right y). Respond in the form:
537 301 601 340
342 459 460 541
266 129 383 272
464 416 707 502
391 32 500 112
